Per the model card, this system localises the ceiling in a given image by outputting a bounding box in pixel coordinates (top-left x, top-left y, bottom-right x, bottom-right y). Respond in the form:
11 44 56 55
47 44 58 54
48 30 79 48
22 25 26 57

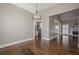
57 9 79 21
12 3 57 13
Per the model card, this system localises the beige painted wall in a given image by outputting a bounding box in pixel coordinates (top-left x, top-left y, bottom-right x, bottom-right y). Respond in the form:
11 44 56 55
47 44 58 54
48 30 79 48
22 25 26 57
49 16 61 39
49 16 54 39
41 14 49 39
40 3 79 40
0 4 33 45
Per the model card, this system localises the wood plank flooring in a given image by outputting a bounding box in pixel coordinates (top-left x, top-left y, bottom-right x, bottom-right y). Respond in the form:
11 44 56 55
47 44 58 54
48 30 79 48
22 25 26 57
0 37 79 55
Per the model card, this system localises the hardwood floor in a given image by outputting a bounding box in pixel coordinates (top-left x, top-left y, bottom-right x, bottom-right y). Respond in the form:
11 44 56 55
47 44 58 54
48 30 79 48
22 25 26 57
0 36 79 55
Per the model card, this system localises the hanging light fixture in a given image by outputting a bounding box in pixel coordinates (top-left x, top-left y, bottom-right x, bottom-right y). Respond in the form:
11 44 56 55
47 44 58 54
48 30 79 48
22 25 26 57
33 3 41 22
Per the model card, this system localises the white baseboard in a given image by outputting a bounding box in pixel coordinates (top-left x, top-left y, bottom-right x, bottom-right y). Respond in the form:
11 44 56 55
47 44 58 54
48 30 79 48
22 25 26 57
0 37 57 49
42 38 49 40
49 35 58 40
0 38 34 49
42 35 58 41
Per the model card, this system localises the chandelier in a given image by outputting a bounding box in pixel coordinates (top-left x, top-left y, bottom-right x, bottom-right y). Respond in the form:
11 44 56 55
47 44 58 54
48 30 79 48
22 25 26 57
33 3 41 22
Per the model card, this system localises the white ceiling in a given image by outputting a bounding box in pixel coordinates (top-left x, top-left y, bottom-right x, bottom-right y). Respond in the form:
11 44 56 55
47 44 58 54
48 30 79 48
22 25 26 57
12 3 57 13
58 9 79 21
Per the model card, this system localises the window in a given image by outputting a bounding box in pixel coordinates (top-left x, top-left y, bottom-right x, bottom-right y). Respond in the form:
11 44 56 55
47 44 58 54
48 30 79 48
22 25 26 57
62 24 69 34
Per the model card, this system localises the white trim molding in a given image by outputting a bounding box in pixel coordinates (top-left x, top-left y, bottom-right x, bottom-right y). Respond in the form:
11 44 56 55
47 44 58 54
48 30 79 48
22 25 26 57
42 38 49 40
0 36 58 49
49 35 58 40
0 38 34 49
42 35 58 41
